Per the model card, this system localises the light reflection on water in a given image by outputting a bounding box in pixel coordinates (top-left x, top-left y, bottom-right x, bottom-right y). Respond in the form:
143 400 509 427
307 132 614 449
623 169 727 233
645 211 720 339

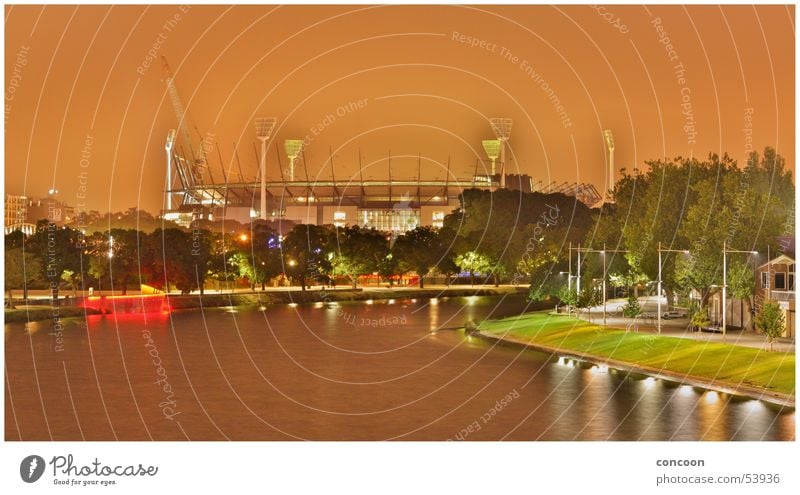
4 295 794 441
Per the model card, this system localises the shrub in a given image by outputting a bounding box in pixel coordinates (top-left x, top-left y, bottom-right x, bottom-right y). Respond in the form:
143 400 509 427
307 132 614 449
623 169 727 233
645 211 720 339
622 293 642 317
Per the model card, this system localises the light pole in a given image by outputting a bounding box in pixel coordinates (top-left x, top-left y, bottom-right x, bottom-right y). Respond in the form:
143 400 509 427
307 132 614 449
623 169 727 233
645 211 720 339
489 118 512 189
657 243 690 334
165 129 176 211
569 245 628 325
722 240 758 339
284 140 304 182
255 117 276 221
482 139 501 190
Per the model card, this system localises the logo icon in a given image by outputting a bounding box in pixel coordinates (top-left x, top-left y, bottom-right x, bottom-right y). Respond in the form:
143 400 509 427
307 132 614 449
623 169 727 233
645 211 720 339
20 455 45 483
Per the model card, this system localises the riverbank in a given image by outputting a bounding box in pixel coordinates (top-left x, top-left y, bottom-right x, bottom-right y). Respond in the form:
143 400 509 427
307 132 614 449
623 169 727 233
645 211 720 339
4 306 102 323
5 285 531 323
473 311 795 407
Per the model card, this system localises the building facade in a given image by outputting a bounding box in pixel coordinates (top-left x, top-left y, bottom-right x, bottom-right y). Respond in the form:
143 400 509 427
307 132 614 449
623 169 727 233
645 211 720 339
754 255 795 340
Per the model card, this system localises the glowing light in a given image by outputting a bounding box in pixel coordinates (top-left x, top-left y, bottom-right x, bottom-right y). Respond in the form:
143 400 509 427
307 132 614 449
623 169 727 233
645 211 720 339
745 400 763 413
239 233 248 242
288 303 298 308
387 299 396 305
288 260 297 267
643 377 656 389
679 385 694 397
365 299 374 305
314 302 324 309
259 306 267 311
704 391 719 404
411 298 417 303
429 298 438 306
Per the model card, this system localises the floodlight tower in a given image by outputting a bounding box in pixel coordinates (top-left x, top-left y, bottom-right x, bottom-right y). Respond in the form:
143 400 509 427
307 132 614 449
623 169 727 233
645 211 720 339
165 129 176 210
603 129 615 202
255 117 277 220
482 139 501 190
489 118 513 188
284 140 304 182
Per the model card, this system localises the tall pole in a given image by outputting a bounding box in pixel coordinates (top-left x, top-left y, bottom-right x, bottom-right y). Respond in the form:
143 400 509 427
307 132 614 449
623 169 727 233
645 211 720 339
657 242 662 334
767 244 771 300
255 118 276 221
259 139 267 220
602 244 607 326
568 242 572 314
165 129 176 211
166 150 173 210
568 242 572 292
722 240 727 340
499 140 506 189
576 245 581 295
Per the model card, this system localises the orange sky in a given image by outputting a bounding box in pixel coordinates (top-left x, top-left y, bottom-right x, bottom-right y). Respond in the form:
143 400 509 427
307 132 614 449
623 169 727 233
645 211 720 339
4 5 795 212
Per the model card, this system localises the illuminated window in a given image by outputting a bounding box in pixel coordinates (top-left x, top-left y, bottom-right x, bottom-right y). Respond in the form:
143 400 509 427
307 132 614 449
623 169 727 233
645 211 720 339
358 209 419 233
333 211 346 227
432 211 445 228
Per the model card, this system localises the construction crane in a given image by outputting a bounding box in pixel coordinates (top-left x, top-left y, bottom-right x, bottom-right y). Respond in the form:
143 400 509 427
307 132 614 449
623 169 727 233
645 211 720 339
161 56 207 175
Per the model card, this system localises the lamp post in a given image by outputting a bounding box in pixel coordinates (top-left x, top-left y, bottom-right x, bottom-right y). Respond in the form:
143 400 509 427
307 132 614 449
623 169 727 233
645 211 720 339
255 117 276 221
569 245 628 325
657 242 690 334
722 240 758 339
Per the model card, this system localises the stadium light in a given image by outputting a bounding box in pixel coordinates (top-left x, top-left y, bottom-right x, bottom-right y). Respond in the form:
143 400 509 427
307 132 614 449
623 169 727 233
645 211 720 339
284 139 304 182
255 117 277 220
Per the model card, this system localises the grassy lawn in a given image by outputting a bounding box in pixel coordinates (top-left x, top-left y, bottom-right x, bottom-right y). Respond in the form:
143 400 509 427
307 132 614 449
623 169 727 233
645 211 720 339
478 311 795 396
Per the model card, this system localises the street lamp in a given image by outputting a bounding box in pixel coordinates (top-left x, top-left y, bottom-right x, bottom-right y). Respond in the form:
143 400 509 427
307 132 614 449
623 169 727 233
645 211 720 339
284 139 304 182
569 244 628 325
255 117 277 221
722 240 758 339
482 139 501 189
657 242 690 334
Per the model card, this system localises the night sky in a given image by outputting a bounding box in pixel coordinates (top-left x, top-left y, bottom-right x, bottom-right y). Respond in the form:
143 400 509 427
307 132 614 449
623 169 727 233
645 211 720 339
4 5 795 213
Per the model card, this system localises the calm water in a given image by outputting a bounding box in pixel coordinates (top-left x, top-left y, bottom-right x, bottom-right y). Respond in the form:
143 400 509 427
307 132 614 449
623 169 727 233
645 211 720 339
5 295 795 440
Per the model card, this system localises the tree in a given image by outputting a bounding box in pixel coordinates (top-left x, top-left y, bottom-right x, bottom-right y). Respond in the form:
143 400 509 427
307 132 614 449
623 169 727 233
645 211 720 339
728 260 756 330
443 187 593 287
332 226 388 288
89 229 142 295
282 224 332 290
4 248 41 306
142 229 198 294
755 301 785 352
622 293 642 317
454 251 491 286
557 285 578 314
27 222 84 302
574 285 601 322
393 226 441 289
234 224 282 291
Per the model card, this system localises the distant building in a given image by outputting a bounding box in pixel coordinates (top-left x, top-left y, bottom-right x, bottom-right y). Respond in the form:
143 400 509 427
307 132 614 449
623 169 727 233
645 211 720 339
4 194 32 234
755 254 795 340
3 194 75 235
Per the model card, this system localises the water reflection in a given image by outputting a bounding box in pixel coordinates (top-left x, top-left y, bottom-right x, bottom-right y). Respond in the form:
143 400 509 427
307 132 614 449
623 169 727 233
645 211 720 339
4 296 794 441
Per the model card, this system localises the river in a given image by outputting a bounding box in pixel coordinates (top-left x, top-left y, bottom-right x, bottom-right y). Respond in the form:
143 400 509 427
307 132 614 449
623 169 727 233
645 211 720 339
4 295 794 440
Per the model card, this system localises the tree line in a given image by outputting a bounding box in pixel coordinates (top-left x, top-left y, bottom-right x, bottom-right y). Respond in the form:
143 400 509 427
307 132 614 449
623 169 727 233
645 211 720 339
5 147 793 325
